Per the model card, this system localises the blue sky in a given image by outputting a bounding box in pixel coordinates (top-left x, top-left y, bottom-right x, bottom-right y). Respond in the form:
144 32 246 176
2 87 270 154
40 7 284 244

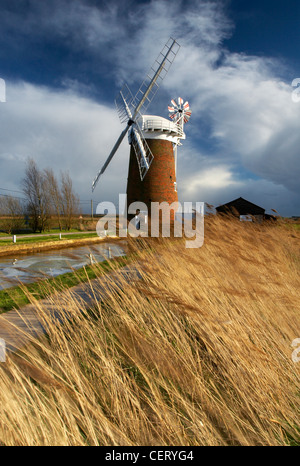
0 0 300 216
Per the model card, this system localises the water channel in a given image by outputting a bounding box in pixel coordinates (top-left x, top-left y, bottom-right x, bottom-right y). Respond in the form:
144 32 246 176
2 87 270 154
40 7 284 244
0 242 126 290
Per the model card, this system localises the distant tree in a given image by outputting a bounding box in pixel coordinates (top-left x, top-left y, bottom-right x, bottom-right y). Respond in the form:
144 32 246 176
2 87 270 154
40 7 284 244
44 168 63 231
22 158 80 232
60 171 79 231
0 195 24 234
22 158 50 233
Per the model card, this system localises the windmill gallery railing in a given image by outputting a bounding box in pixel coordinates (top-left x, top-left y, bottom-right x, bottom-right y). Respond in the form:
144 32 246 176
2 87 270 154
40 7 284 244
141 117 184 137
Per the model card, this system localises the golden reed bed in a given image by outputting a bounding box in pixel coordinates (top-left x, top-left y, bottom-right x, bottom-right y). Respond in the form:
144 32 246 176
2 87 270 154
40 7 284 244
0 215 299 446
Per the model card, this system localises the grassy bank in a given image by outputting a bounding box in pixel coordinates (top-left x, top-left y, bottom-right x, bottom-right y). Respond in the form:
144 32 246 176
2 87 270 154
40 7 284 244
0 254 130 313
0 216 299 446
0 233 120 257
0 230 98 246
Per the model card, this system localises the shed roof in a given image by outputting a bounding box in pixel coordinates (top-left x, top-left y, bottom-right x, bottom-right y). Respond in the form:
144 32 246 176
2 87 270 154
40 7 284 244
216 197 265 215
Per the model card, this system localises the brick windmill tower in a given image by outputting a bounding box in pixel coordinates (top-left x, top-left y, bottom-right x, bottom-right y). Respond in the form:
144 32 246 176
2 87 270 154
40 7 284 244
92 38 191 224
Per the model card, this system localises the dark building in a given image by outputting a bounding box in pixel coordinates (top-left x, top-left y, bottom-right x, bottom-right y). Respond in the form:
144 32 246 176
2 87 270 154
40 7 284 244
216 197 266 222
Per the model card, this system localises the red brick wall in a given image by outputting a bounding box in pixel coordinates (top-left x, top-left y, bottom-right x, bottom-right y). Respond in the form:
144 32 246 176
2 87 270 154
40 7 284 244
126 138 178 218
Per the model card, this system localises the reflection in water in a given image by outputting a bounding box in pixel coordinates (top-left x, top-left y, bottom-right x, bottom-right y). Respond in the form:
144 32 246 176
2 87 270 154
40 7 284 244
0 242 126 290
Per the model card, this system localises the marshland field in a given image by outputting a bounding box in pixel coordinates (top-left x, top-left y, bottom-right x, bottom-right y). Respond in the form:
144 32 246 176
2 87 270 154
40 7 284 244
0 214 299 446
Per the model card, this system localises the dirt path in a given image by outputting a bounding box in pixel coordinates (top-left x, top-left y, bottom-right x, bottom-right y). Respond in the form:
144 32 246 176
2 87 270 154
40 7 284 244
0 265 140 356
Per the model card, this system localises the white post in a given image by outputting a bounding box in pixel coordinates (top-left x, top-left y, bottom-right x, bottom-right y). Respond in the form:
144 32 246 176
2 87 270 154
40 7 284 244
13 235 16 243
59 233 62 240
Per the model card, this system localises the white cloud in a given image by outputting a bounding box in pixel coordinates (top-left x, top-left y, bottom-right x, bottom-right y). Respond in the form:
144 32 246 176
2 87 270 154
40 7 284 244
0 82 129 207
1 0 300 216
153 6 300 213
182 165 242 195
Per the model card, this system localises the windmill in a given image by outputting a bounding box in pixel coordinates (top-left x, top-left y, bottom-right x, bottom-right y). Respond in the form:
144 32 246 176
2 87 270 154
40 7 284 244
92 37 191 222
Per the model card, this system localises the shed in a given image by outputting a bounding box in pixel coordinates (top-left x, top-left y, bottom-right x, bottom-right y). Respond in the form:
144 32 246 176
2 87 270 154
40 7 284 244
216 197 265 223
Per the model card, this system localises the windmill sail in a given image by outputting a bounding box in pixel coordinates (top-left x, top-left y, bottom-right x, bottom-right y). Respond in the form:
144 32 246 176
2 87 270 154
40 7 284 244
91 37 180 192
92 126 130 191
132 37 180 117
129 121 154 181
115 83 135 124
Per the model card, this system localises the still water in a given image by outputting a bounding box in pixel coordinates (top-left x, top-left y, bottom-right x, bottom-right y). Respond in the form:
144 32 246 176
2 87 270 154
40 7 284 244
0 242 126 290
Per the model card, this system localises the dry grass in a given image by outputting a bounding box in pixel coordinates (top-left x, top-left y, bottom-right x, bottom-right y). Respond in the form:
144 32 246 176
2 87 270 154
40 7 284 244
0 215 299 446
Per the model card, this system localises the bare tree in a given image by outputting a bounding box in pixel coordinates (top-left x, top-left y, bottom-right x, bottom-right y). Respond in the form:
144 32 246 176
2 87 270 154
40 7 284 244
0 195 24 234
22 159 80 232
22 158 50 233
60 171 79 231
44 168 63 231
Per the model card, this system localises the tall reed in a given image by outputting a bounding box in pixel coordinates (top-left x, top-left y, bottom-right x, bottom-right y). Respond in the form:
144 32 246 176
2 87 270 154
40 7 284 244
0 215 299 445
